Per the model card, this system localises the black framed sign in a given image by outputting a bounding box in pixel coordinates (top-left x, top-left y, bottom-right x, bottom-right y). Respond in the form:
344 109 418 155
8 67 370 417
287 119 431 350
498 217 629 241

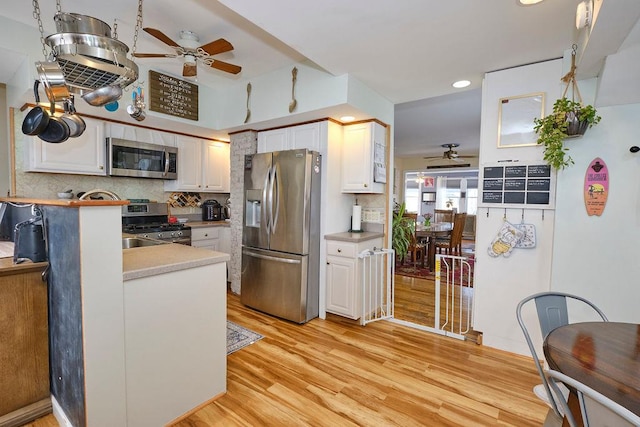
479 161 556 209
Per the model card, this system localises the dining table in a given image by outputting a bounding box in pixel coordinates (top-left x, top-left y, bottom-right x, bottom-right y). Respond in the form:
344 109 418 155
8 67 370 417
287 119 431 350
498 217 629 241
543 321 640 424
415 222 452 269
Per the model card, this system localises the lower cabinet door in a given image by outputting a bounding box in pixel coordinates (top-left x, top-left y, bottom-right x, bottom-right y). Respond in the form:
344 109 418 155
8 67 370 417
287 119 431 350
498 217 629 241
326 255 359 319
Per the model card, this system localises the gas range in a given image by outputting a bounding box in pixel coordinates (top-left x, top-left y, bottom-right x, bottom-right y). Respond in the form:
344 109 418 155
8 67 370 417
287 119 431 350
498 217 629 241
122 202 191 245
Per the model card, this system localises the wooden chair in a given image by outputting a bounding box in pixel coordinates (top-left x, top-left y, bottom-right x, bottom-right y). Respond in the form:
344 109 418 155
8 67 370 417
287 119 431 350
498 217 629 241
434 213 467 256
402 213 425 267
433 209 454 225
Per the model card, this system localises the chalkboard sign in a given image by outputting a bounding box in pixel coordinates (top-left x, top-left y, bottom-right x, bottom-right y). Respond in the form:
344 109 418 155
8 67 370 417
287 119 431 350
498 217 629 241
149 70 199 121
479 161 556 209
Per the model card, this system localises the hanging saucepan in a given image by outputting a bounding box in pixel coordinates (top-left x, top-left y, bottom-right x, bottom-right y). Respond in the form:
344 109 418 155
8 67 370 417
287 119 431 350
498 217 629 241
38 101 70 144
35 61 69 104
22 80 50 136
54 12 112 37
60 97 86 138
82 85 123 107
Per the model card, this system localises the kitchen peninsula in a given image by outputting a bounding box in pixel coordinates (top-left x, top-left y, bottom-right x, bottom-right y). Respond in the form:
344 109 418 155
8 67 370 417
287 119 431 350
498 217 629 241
0 197 229 427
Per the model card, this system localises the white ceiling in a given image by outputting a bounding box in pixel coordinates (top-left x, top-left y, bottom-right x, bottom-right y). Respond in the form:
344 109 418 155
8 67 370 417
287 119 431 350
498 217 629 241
1 1 637 160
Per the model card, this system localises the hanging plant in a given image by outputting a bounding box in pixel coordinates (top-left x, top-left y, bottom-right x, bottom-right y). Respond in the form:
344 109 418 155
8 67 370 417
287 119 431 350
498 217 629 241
533 45 601 170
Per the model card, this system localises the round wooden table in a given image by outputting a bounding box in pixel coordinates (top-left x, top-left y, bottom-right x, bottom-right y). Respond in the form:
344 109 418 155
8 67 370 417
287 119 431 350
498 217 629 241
415 223 452 269
543 321 640 416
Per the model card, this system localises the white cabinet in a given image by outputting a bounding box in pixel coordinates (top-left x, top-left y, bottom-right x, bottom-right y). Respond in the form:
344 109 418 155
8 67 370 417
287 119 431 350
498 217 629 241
24 116 107 175
202 141 231 192
191 226 221 251
164 136 230 193
257 122 321 153
325 237 383 319
341 122 386 193
191 225 230 253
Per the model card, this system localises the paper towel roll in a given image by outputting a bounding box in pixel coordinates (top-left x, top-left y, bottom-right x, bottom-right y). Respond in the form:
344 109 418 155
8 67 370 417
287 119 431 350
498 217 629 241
351 205 362 231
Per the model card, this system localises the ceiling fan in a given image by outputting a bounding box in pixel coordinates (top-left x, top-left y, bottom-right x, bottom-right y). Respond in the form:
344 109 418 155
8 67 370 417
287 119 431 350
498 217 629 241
423 144 475 163
133 28 242 78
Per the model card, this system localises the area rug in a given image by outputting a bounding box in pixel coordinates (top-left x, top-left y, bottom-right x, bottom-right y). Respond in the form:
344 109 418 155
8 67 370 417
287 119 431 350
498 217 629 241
227 321 264 355
395 263 433 279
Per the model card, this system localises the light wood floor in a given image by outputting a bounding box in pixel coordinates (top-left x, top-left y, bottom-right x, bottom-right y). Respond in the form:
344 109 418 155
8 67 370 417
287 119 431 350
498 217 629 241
394 273 475 338
26 289 546 427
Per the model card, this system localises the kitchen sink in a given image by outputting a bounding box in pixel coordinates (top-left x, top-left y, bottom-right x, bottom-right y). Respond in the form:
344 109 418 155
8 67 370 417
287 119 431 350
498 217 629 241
122 237 169 249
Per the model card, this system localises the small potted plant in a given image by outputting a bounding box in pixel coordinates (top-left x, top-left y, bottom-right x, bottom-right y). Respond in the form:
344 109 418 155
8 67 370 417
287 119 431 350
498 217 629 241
392 202 415 263
533 97 601 170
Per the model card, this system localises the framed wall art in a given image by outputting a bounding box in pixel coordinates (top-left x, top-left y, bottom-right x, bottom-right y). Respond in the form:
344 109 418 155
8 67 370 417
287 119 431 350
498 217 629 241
497 92 545 148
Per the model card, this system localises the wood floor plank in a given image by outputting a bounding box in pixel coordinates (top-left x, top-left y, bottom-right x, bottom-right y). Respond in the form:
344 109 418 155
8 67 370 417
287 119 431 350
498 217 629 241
27 285 547 426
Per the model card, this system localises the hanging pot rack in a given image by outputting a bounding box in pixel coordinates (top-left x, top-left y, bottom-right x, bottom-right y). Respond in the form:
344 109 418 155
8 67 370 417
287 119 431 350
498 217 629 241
31 0 142 104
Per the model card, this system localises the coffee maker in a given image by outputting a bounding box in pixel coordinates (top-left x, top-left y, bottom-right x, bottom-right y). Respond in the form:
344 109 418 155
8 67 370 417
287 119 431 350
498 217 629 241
0 203 47 263
202 199 224 221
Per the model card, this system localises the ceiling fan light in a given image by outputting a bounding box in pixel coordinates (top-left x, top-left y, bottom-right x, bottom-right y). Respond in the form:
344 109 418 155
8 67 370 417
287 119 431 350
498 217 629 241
184 54 197 66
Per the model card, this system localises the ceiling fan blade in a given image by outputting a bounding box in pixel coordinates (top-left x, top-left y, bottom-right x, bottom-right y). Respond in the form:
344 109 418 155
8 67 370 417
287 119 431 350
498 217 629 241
209 60 242 75
133 53 178 58
183 63 198 77
198 38 234 56
143 27 180 48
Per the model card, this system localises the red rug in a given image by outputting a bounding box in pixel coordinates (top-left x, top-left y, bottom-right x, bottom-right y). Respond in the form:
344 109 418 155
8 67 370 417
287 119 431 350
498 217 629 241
395 263 433 279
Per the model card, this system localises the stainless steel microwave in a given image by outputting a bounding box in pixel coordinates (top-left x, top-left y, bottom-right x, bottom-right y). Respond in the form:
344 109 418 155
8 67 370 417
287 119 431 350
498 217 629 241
107 138 178 179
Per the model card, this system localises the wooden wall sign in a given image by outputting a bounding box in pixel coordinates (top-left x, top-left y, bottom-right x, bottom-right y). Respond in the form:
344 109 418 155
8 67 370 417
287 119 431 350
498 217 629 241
584 157 608 216
149 70 199 121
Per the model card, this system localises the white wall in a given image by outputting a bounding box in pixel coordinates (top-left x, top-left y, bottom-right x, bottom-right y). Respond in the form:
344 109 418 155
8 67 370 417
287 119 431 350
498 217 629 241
475 49 640 356
551 102 640 321
474 59 563 355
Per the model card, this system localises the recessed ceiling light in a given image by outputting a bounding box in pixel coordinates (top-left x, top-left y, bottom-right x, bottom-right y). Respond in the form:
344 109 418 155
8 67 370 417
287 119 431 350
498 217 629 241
517 0 544 5
452 80 471 89
340 115 355 122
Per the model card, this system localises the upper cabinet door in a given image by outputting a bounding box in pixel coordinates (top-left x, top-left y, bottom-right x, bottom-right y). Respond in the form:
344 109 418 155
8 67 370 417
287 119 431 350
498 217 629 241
341 122 385 193
164 135 202 191
257 128 288 153
24 116 107 176
202 141 230 192
289 122 321 152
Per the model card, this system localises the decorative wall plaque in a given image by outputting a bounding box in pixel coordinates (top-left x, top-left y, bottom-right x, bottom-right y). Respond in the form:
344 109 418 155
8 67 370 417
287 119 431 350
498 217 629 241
584 157 608 216
149 70 199 121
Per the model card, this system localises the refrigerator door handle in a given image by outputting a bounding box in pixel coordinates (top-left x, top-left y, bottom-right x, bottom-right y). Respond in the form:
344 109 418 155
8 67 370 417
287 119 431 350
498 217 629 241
271 163 281 234
267 164 276 235
243 250 301 264
262 168 271 234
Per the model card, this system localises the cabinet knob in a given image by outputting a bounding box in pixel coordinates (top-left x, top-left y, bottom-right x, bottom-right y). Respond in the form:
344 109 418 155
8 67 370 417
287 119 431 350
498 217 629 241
326 262 330 265
204 233 208 237
364 184 368 188
337 248 342 253
99 166 104 170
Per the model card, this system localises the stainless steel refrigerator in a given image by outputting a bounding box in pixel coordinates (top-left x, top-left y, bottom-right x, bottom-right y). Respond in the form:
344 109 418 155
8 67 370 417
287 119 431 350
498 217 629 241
241 149 322 323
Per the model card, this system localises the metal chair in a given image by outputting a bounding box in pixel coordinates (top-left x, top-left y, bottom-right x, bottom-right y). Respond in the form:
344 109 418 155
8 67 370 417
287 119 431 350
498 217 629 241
546 369 640 427
516 292 608 419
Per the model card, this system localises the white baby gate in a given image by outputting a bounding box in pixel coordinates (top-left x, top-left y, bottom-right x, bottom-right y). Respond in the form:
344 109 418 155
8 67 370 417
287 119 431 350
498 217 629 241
358 248 394 325
388 253 473 341
433 254 473 340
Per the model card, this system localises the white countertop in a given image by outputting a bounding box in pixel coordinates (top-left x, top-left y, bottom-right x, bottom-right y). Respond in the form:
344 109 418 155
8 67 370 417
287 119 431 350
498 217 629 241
324 231 385 243
187 220 231 228
122 243 229 281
